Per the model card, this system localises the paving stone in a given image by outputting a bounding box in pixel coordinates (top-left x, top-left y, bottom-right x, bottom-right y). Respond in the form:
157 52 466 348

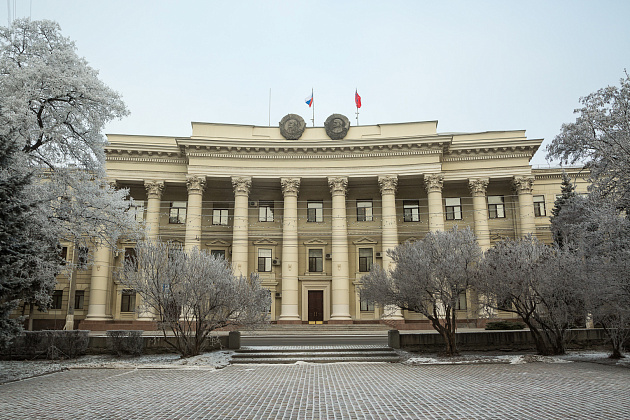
0 362 628 419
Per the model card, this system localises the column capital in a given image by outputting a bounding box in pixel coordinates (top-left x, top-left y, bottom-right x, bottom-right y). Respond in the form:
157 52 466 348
468 178 489 197
424 174 444 193
281 177 301 197
231 176 252 196
513 176 535 194
144 180 164 199
328 176 348 196
378 175 398 195
186 175 206 195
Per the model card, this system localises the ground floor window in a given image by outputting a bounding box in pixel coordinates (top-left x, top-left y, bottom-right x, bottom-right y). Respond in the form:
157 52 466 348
74 290 85 310
360 293 375 311
121 289 136 313
51 290 63 310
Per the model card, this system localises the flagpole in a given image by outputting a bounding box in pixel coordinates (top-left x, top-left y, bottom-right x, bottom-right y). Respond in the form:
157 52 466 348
311 88 315 127
355 88 359 126
268 88 271 126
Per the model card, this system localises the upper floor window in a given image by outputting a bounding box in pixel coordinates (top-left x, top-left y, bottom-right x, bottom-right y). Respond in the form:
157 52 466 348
357 200 373 222
169 201 187 224
488 196 505 219
456 291 467 310
307 201 324 223
60 246 68 265
359 248 373 272
403 200 420 222
129 201 145 222
258 248 272 272
445 198 463 221
259 201 274 222
121 289 136 313
213 208 229 225
533 195 546 217
309 249 323 272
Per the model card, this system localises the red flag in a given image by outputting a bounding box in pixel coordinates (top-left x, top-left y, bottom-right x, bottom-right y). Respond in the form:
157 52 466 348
355 90 362 108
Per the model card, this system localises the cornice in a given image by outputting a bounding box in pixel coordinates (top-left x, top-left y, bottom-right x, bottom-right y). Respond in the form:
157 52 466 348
443 152 536 162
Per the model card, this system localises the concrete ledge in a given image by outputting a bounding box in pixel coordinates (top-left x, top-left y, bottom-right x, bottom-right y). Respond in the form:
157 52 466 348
87 335 229 354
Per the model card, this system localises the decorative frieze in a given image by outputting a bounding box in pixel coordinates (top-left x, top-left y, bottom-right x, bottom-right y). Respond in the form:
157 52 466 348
186 175 206 195
378 175 398 195
513 176 535 194
468 178 489 196
328 177 348 196
144 180 164 199
424 174 444 193
231 176 252 196
281 177 301 196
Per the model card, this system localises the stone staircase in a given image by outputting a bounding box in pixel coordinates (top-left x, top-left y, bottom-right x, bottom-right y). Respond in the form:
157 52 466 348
243 323 392 335
232 345 400 364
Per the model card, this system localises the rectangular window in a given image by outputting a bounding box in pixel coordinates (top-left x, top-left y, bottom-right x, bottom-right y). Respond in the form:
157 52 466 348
74 290 85 310
130 201 145 222
403 200 420 222
51 290 63 310
445 197 463 221
211 249 226 260
124 247 137 271
307 201 324 223
488 196 506 219
360 293 375 311
169 201 187 224
258 201 274 222
60 246 68 265
121 289 136 313
533 195 546 217
358 248 373 272
213 208 229 225
456 291 467 310
258 248 272 272
309 249 323 272
357 200 373 222
77 247 89 269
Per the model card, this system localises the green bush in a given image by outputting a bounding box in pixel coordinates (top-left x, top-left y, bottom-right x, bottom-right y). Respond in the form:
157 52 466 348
106 330 144 356
1 330 89 359
485 320 526 330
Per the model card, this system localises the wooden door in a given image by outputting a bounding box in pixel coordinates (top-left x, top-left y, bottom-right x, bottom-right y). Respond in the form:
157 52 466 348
308 290 324 322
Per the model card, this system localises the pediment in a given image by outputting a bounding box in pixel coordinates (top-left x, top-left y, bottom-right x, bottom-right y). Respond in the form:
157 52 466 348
205 239 230 247
352 237 378 245
253 238 278 246
303 239 328 246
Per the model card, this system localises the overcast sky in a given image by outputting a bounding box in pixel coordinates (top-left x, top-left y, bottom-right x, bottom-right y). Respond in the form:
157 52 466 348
5 1 630 165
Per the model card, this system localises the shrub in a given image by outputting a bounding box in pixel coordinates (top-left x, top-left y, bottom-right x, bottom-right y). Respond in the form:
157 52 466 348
485 321 526 330
1 330 89 359
106 330 144 356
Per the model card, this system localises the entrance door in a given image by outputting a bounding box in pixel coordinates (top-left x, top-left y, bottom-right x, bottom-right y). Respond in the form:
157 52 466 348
308 290 324 323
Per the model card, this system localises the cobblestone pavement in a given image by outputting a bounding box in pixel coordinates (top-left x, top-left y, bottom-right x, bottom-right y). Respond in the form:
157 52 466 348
1 362 628 419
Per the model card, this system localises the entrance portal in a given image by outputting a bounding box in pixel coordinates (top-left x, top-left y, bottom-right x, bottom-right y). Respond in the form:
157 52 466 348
308 290 324 323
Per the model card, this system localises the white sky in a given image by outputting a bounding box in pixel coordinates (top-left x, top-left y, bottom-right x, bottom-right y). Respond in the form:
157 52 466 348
5 1 630 165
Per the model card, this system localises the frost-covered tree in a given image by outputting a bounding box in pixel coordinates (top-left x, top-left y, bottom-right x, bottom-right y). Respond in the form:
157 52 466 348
477 236 586 355
117 240 271 357
0 19 141 336
361 227 482 356
547 72 630 210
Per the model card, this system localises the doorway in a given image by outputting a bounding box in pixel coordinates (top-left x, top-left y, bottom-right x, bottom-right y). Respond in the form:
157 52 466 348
308 290 324 323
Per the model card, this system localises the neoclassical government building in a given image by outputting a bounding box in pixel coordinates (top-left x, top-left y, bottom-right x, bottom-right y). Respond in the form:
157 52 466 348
33 116 589 330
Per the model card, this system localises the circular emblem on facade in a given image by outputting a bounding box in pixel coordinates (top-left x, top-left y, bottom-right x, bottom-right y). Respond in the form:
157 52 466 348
279 114 306 140
324 114 350 140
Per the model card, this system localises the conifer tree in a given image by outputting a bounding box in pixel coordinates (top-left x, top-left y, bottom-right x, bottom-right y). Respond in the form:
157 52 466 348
550 171 577 247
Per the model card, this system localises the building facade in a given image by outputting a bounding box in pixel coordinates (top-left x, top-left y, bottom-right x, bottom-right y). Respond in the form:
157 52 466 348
27 118 589 330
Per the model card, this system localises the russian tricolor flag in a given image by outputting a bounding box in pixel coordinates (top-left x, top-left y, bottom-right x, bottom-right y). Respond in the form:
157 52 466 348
305 92 313 107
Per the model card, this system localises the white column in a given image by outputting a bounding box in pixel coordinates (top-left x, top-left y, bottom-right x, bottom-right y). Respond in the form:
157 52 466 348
514 176 536 237
86 241 113 321
425 174 444 232
379 175 404 321
468 178 491 250
328 177 351 322
184 175 206 252
231 177 251 277
144 180 164 240
279 177 301 322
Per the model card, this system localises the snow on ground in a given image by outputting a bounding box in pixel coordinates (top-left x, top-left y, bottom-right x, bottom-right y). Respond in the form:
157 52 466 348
0 350 234 384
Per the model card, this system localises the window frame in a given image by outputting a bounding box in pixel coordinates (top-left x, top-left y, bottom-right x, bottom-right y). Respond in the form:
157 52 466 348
212 208 229 226
120 289 136 313
169 201 187 224
308 248 324 273
445 197 463 221
77 247 89 270
356 199 373 222
74 290 85 310
258 248 272 272
130 201 145 222
258 201 274 222
51 290 63 310
210 249 226 260
358 248 373 272
488 196 506 219
403 200 420 222
307 201 324 223
360 292 375 311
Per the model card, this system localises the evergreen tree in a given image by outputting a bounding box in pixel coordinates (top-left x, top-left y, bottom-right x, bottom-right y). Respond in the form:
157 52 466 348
550 171 577 247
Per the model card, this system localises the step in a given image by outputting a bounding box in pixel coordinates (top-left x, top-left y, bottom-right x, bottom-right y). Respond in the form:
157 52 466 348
232 356 400 364
232 345 400 364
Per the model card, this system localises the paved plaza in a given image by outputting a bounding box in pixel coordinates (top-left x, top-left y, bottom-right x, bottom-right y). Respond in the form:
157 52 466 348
1 362 628 419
